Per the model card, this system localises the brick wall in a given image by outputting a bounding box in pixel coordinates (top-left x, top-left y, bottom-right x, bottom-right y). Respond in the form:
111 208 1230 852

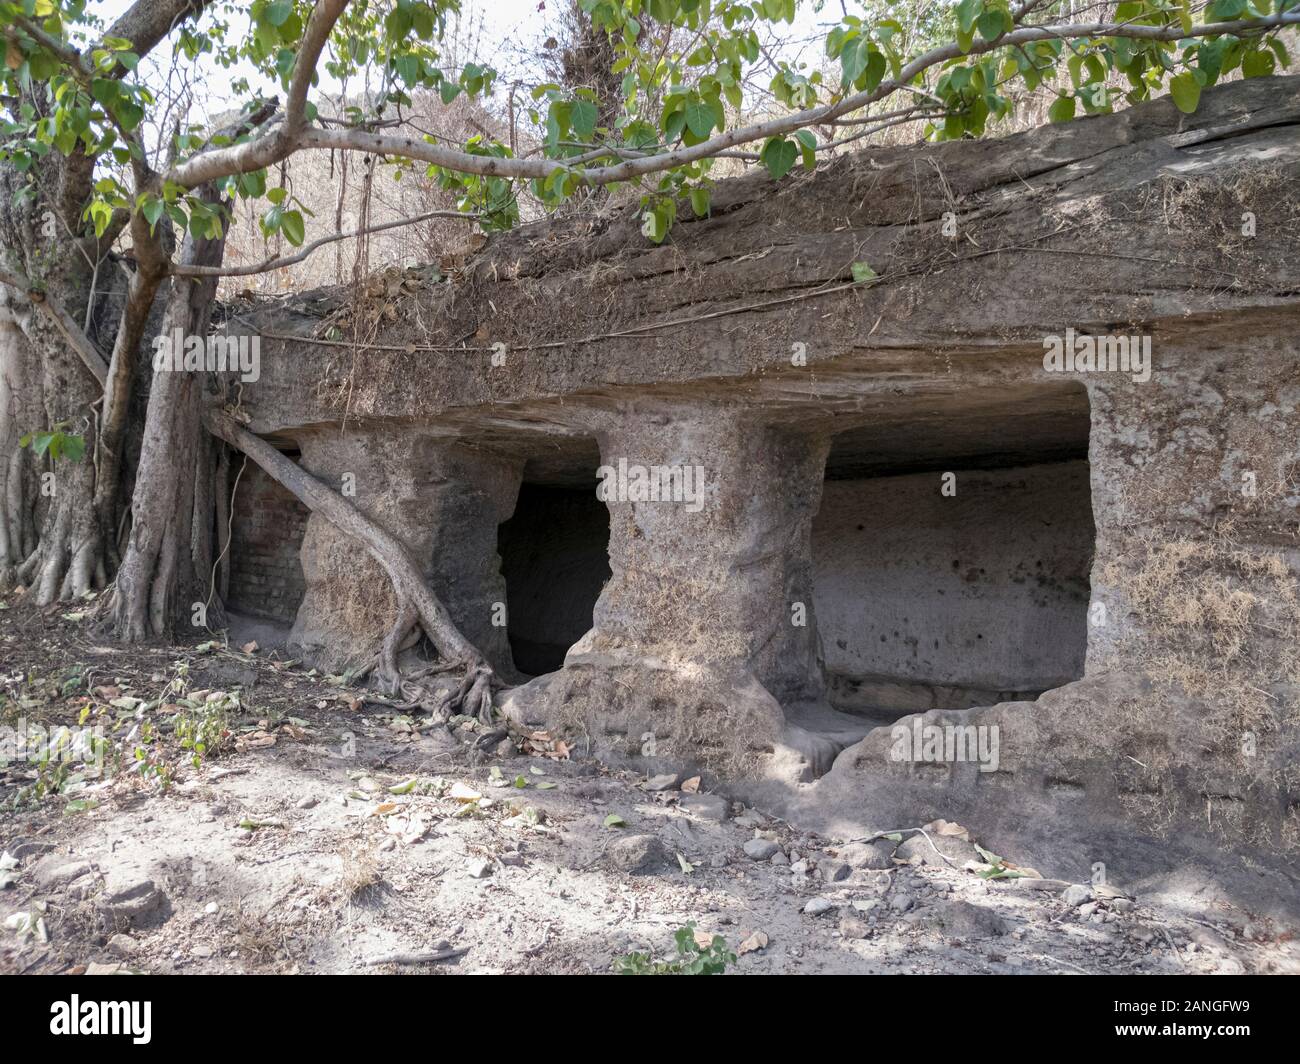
226 460 309 623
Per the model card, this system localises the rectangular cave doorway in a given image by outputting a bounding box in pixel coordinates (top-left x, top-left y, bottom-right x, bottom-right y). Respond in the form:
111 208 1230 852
498 461 612 678
811 381 1095 726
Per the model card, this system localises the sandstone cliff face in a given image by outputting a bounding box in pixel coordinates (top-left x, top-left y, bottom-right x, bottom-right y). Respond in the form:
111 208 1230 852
221 76 1300 905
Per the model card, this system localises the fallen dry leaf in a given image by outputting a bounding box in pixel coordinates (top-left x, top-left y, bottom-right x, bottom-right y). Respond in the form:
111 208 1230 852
680 776 701 794
448 782 482 803
235 730 276 751
738 930 769 955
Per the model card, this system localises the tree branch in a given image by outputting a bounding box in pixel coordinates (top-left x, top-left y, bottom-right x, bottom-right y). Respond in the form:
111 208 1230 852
0 268 108 387
160 11 1300 192
166 0 349 187
172 209 477 278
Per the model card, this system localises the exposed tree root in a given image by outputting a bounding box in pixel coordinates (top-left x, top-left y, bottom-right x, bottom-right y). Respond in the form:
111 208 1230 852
16 458 106 605
203 406 500 725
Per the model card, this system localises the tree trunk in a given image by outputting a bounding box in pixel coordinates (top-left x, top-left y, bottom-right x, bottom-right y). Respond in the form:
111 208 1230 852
0 119 133 603
110 190 226 642
0 291 39 585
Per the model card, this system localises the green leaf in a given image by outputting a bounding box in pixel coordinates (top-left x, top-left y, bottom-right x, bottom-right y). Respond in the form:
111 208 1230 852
1168 71 1201 114
60 434 86 464
140 197 163 230
684 97 714 139
280 208 305 246
759 137 798 180
1241 49 1275 79
571 98 598 139
603 813 627 828
265 1 293 27
1048 95 1077 123
850 261 876 283
793 128 817 169
976 9 1008 42
957 0 983 35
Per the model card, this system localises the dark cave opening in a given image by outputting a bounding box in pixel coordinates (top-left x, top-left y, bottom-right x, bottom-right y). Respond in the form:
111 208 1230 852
498 480 611 677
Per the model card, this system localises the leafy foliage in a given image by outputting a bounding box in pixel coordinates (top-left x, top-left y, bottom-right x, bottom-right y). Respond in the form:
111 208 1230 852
0 0 1294 256
19 424 85 463
613 922 737 974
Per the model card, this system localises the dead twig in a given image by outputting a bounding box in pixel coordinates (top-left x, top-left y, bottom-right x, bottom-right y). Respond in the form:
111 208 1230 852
361 947 468 967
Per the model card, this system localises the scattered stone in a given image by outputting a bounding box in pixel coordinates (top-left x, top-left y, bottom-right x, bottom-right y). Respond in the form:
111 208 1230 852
609 834 669 875
204 902 219 915
107 934 136 958
97 879 167 930
790 859 811 876
888 892 916 913
839 915 870 940
10 840 54 860
192 945 214 958
644 774 679 792
1062 884 1094 908
679 793 729 823
837 840 895 870
1012 877 1072 894
743 838 780 861
896 831 979 868
465 857 493 879
493 738 516 759
1078 901 1099 918
929 899 1009 938
296 796 318 810
771 851 790 867
804 897 836 917
821 860 851 884
1189 925 1231 955
85 962 121 976
1110 897 1136 914
33 858 93 890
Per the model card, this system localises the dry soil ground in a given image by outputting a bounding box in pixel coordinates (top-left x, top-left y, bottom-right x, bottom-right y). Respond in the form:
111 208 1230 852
2 595 1297 976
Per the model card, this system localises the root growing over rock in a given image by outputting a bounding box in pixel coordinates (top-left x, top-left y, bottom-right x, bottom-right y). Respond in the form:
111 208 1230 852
204 406 500 724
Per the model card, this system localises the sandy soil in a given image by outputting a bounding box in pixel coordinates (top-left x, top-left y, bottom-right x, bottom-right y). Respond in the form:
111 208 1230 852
2 598 1296 976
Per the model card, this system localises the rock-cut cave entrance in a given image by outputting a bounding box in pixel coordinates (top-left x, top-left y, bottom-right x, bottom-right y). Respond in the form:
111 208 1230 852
498 447 612 678
811 381 1095 726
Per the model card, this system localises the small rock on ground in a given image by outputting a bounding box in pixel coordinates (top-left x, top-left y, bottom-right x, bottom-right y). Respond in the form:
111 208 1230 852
609 834 670 875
